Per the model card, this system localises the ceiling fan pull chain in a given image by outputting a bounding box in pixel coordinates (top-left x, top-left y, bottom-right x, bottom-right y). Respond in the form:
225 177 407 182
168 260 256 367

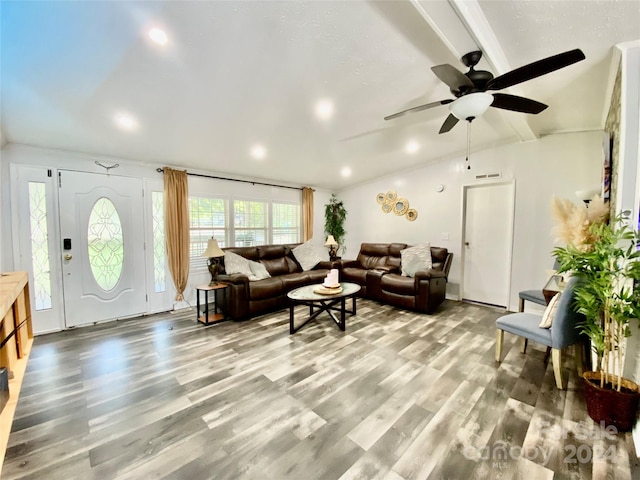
466 120 471 170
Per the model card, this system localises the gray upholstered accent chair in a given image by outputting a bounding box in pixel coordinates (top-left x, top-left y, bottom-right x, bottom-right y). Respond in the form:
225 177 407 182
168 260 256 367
518 289 547 312
518 259 560 312
495 277 585 390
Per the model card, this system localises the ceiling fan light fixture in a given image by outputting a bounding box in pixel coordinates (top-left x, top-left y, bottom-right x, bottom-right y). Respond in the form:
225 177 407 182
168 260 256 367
449 92 493 121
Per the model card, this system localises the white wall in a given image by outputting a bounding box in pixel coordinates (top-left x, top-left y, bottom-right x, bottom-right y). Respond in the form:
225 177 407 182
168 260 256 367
336 130 605 311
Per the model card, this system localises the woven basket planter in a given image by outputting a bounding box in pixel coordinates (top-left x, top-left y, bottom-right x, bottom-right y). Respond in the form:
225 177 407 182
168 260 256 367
583 371 640 432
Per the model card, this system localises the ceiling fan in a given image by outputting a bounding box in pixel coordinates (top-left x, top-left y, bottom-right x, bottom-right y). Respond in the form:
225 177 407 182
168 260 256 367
384 48 586 134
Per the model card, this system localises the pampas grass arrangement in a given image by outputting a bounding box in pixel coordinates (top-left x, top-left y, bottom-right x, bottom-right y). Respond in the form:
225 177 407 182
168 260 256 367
551 194 609 250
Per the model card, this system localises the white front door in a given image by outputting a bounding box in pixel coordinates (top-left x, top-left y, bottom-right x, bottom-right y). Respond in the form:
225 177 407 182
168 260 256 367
462 182 514 308
58 171 146 327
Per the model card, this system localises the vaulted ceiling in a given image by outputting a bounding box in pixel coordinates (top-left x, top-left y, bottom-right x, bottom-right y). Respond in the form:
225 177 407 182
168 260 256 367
1 1 639 190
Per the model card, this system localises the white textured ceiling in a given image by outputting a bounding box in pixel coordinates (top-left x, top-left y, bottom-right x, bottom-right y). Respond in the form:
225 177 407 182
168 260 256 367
1 0 639 190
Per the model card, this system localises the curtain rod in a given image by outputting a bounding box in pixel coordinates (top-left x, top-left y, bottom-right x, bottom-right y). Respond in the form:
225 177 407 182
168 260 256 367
155 168 311 191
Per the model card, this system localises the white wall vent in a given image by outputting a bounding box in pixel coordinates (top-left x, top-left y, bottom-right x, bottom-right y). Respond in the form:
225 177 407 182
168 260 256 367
475 172 502 180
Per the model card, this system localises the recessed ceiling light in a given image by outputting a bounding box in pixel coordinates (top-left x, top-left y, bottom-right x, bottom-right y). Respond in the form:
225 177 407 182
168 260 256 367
405 141 419 154
341 166 351 178
114 113 138 131
315 99 334 121
251 145 267 160
148 28 168 46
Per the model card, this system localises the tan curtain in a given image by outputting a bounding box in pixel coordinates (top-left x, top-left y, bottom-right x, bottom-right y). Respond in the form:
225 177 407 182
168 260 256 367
163 167 189 301
302 187 314 241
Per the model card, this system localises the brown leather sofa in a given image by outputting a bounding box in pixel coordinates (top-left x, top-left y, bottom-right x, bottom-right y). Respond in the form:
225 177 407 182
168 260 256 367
217 244 336 320
340 243 453 314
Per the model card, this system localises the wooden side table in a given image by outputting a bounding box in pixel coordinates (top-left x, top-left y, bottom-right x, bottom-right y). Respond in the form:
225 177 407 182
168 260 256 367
196 283 228 325
542 274 565 304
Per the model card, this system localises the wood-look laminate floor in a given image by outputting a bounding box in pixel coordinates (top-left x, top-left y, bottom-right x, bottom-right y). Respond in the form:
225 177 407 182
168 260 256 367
2 299 639 479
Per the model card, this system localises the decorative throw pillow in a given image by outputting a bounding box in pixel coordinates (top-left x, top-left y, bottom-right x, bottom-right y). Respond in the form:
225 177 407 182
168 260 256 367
292 241 328 271
539 293 561 328
224 251 253 277
247 260 271 281
400 243 432 277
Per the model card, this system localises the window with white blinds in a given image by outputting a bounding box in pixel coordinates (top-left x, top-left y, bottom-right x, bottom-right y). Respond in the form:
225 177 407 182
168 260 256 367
189 196 228 268
233 199 267 247
272 202 300 244
187 195 301 269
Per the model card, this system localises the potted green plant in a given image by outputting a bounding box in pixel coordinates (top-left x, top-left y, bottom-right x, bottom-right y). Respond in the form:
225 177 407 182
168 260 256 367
553 204 640 431
324 194 347 256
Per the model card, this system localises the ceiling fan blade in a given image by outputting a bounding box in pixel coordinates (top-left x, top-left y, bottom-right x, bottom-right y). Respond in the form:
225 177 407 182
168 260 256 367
431 64 474 92
487 48 585 91
439 113 459 134
490 93 548 114
384 99 453 121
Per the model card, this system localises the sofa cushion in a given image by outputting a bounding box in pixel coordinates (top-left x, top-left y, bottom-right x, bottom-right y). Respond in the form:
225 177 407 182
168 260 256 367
248 260 271 281
224 251 253 277
281 270 328 291
357 243 390 269
401 244 432 277
293 241 328 271
248 277 284 300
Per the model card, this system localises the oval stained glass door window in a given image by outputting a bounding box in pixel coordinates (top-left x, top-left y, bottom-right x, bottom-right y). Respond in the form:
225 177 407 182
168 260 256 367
87 197 124 291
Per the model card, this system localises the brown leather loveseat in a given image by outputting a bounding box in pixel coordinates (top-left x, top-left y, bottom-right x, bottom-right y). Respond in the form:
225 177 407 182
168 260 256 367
340 243 453 314
217 244 336 320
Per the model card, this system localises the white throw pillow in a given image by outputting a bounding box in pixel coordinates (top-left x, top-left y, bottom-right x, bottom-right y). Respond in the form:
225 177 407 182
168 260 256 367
539 293 561 328
224 251 253 277
400 243 432 277
248 260 271 281
292 241 328 271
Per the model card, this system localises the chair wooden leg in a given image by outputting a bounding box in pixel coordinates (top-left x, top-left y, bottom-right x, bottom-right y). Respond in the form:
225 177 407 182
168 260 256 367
575 343 584 377
520 337 528 354
518 297 525 312
495 330 504 362
552 348 564 390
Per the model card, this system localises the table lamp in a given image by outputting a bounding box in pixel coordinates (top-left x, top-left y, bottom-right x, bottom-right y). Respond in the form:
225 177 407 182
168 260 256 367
201 238 225 285
325 235 339 261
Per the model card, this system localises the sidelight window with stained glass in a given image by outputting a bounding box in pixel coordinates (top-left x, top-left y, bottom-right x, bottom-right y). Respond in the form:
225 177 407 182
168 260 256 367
151 192 166 292
28 182 52 310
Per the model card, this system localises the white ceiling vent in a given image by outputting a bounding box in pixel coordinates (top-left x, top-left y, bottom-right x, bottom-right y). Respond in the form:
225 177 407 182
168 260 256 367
475 172 502 180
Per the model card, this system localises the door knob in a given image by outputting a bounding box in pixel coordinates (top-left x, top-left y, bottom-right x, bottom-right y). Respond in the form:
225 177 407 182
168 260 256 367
64 254 73 260
465 242 470 246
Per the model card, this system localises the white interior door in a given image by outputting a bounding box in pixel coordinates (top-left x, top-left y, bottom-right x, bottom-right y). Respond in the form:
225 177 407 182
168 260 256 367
462 182 514 308
58 171 146 327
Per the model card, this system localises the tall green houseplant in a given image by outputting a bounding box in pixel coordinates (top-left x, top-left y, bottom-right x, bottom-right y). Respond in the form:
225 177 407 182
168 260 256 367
324 194 347 253
553 215 640 392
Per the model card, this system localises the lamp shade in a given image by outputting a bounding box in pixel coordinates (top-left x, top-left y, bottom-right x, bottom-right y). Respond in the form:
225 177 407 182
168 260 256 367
449 92 493 120
325 235 338 246
201 238 224 258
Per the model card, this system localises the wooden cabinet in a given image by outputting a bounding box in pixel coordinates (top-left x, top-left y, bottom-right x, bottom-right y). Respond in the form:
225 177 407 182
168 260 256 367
1 271 33 373
1 271 33 470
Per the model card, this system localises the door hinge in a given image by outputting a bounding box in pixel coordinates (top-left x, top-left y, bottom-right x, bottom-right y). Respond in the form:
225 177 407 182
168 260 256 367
47 169 52 177
58 172 62 187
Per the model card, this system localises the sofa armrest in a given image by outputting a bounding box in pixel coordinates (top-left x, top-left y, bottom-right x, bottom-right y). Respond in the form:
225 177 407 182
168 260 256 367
414 269 446 281
217 273 249 286
315 260 342 270
339 259 360 269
